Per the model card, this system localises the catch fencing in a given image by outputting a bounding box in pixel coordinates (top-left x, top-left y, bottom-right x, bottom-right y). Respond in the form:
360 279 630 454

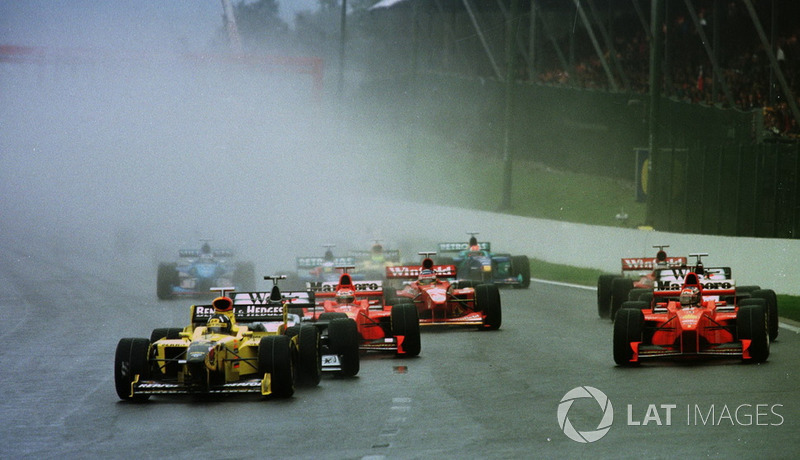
647 142 800 239
359 73 800 239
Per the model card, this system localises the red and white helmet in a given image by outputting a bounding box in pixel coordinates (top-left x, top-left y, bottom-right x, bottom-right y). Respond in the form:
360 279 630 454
336 289 355 305
679 287 700 307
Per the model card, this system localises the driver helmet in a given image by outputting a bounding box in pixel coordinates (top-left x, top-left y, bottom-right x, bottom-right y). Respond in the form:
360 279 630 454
371 244 385 264
679 287 701 307
207 313 232 334
418 269 436 285
336 289 355 305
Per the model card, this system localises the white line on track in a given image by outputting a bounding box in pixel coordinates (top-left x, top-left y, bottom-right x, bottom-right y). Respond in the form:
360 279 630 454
362 397 413 460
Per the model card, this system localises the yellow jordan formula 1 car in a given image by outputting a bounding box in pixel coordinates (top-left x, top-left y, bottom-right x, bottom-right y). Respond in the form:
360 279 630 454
114 281 322 402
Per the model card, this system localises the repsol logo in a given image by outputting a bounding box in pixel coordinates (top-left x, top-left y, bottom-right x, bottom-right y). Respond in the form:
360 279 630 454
139 383 179 388
656 280 735 290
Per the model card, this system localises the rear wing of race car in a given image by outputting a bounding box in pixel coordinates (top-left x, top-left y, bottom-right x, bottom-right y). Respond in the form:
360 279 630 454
385 265 457 279
620 256 686 272
437 242 490 253
654 266 732 285
654 278 737 294
191 292 286 326
296 256 356 269
351 249 401 262
310 279 384 294
311 280 385 306
281 290 318 315
179 249 233 258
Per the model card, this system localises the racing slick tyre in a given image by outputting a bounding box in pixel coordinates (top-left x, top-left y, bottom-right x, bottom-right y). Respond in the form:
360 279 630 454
328 318 360 377
620 301 649 311
114 338 152 402
258 335 294 398
233 262 256 291
383 286 398 306
295 325 322 386
628 288 652 302
511 255 531 289
639 291 655 308
318 312 348 321
476 284 502 330
613 308 643 366
156 263 178 300
735 285 761 299
610 277 634 321
736 302 770 363
390 303 421 357
751 289 779 342
149 327 183 343
596 274 616 319
453 280 476 289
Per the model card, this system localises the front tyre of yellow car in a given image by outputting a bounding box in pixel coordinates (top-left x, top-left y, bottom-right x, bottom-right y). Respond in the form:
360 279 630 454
258 335 294 398
114 337 151 402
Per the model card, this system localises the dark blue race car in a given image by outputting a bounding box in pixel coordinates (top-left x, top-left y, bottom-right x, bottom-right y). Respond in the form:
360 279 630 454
157 241 255 299
436 234 530 289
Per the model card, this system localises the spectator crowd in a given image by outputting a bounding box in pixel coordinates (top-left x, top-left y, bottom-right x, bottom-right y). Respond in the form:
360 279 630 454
534 2 799 139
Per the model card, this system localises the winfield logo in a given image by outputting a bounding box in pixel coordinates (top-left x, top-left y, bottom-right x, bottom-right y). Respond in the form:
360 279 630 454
385 265 456 278
557 386 614 443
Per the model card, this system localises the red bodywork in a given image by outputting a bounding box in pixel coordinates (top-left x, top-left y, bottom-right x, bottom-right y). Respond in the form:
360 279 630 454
628 273 752 361
386 258 500 329
305 273 417 355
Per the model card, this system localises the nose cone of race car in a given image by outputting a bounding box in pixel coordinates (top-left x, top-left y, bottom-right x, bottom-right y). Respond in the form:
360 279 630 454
194 263 219 279
427 287 448 304
187 341 213 364
676 309 702 331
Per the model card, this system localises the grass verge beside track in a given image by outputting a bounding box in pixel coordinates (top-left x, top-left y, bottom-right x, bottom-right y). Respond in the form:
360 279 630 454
411 141 800 323
529 258 800 322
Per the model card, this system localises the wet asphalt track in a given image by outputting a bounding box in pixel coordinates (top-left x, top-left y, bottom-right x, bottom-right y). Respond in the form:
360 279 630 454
1 238 798 460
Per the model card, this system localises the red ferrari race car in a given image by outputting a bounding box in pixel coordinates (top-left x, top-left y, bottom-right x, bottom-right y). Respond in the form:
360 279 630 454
290 268 421 357
649 254 780 342
596 245 686 319
386 253 501 330
613 270 770 366
613 252 780 343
